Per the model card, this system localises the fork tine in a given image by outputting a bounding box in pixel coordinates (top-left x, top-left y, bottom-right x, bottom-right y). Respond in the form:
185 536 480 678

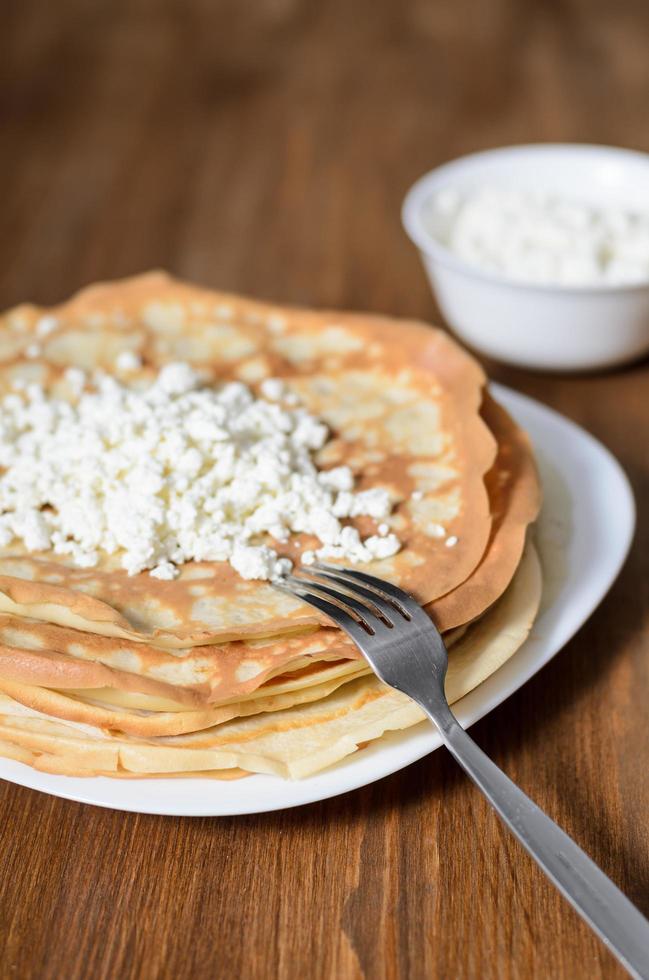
301 567 407 623
309 562 415 619
290 574 394 628
274 580 372 641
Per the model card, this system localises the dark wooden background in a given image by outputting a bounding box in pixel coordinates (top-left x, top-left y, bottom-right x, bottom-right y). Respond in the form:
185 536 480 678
1 1 648 977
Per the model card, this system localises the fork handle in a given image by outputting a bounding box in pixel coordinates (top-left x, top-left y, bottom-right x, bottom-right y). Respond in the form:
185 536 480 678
426 705 649 979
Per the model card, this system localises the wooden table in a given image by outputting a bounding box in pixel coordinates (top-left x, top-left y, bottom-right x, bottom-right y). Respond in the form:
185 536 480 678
2 2 648 977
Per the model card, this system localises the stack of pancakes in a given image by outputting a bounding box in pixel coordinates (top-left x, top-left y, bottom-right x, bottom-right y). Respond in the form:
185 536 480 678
0 274 541 780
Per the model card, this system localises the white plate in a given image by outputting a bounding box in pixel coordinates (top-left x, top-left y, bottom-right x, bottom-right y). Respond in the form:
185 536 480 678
0 385 635 815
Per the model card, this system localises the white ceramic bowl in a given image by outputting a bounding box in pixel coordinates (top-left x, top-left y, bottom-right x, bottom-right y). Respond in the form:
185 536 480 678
402 144 649 371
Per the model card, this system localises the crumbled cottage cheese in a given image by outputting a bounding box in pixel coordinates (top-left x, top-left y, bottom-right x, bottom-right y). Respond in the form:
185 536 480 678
0 364 401 580
115 350 142 372
427 185 649 285
35 316 58 338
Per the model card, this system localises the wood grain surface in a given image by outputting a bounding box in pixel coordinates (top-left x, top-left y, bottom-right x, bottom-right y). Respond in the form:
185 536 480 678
1 2 648 978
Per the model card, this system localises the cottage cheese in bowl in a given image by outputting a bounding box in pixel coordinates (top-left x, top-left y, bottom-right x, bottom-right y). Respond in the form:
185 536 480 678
402 144 649 371
428 186 649 287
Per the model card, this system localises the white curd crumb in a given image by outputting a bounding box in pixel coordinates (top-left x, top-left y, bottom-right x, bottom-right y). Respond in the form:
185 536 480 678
445 535 458 548
230 545 290 581
362 534 401 560
377 523 389 537
301 550 316 566
320 467 355 492
156 361 198 395
428 523 446 539
411 490 423 501
260 377 285 401
349 488 392 519
116 350 142 372
150 561 178 580
64 367 86 396
35 316 58 338
25 344 41 359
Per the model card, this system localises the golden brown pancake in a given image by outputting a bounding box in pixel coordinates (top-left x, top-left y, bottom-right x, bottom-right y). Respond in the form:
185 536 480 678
0 394 539 707
0 272 496 645
0 542 541 778
431 393 541 629
0 274 543 782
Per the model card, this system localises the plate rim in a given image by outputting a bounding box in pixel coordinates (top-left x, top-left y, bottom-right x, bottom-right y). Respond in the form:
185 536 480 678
0 384 636 816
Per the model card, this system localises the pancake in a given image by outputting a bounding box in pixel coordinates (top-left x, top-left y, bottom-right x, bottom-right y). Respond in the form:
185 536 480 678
0 272 496 645
0 615 355 706
0 541 541 778
431 392 541 629
0 661 369 738
0 273 544 784
0 393 539 707
0 626 471 737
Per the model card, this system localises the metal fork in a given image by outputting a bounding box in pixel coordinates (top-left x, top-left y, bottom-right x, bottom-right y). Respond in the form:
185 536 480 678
277 562 649 980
